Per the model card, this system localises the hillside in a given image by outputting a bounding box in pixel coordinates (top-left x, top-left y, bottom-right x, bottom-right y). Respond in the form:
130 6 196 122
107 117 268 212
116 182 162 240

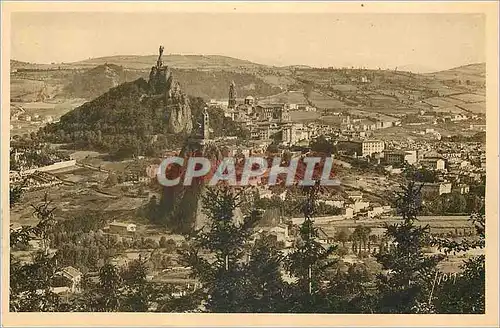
40 62 196 159
10 55 486 119
39 66 247 159
72 54 267 70
11 55 286 101
64 63 144 99
11 54 268 71
425 63 486 84
62 66 283 100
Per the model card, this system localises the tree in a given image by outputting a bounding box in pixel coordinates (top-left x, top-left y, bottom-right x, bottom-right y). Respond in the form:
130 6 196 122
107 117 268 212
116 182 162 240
106 173 118 186
119 258 157 312
284 182 338 312
164 239 177 253
10 251 61 312
352 225 371 253
94 263 123 311
159 236 167 248
325 262 377 313
375 182 444 313
434 205 485 313
10 195 61 312
310 135 334 155
240 235 290 312
334 227 351 248
31 193 57 255
10 184 24 208
404 165 438 183
266 143 279 154
179 186 262 312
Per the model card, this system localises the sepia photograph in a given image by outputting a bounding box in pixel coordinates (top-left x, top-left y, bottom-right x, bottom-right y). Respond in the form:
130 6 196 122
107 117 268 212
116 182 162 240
1 1 498 327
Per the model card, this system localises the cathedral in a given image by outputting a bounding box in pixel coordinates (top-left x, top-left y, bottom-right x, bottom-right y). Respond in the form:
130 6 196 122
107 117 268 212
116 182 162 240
227 81 291 124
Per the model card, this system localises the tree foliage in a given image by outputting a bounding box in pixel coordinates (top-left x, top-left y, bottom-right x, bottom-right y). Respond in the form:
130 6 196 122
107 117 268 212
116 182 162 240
375 182 444 313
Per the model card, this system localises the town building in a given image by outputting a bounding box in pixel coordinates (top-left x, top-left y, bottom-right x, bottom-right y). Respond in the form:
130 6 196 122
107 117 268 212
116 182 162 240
54 266 82 293
108 222 137 235
281 123 313 145
361 140 385 157
254 104 290 122
419 182 452 197
420 157 447 171
337 139 385 157
345 190 363 201
452 184 470 194
384 150 418 165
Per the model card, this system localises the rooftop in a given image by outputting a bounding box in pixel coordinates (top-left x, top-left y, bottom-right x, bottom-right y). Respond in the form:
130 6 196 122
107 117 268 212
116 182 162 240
109 222 136 228
59 266 82 278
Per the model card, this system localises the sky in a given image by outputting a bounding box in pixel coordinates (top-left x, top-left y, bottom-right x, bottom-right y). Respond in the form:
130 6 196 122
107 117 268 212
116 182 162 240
11 12 485 73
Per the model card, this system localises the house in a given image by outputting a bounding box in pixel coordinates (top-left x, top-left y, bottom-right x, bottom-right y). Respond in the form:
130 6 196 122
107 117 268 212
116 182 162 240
297 104 316 112
353 201 370 213
28 238 43 250
420 157 447 171
469 124 486 132
54 266 82 293
368 205 385 218
317 227 335 244
384 150 418 166
320 193 345 208
453 184 470 194
344 207 354 218
345 190 363 201
282 123 312 145
418 182 452 197
244 95 255 106
108 222 137 235
254 104 290 122
384 151 406 165
361 140 385 157
268 224 289 242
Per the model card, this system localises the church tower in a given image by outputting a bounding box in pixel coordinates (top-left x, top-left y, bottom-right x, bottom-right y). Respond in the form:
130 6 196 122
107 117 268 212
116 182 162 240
228 81 236 109
202 107 210 140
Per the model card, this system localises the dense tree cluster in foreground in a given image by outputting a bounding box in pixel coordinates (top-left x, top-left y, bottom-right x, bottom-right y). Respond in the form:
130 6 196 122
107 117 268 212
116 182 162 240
10 182 485 313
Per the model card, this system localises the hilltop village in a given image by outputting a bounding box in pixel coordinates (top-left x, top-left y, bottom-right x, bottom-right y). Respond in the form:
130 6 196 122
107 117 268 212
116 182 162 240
9 46 486 306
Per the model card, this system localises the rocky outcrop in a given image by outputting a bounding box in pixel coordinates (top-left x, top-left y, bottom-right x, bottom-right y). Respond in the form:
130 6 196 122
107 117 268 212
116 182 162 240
165 80 193 134
159 140 222 233
148 62 192 134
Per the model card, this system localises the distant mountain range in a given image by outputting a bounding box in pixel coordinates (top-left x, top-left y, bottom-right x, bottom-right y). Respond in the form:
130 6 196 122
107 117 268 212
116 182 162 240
11 55 485 75
11 54 267 71
10 55 486 119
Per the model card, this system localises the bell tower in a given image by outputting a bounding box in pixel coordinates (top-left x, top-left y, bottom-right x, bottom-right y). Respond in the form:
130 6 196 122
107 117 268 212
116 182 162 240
202 107 210 140
228 81 236 109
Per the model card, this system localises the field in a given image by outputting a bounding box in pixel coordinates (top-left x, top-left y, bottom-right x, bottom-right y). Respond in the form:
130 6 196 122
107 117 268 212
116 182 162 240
347 109 401 122
10 78 45 100
455 102 486 114
421 95 485 115
329 84 358 92
317 115 343 126
308 91 349 110
10 99 87 136
421 97 469 114
449 93 485 103
10 165 152 227
289 110 321 122
424 63 486 84
259 90 307 104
